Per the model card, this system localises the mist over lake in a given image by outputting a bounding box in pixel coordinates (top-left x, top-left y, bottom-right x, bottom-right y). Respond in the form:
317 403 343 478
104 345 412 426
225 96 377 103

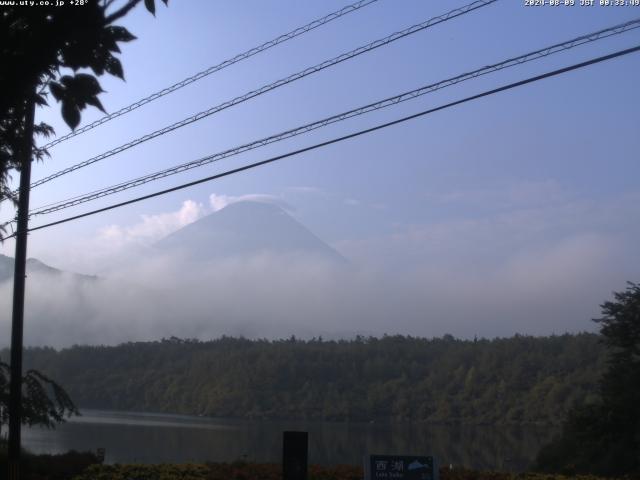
23 410 557 471
1 200 628 348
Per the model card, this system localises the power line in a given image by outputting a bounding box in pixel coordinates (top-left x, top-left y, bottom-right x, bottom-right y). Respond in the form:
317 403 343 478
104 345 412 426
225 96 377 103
28 0 497 190
38 0 381 150
9 44 636 240
29 18 640 217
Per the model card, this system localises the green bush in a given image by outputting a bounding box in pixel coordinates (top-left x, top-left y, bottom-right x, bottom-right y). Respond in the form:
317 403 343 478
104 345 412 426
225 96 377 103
0 441 98 480
70 463 623 480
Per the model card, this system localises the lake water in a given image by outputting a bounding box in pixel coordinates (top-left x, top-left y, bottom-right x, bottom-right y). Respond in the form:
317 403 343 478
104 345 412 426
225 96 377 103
21 410 556 471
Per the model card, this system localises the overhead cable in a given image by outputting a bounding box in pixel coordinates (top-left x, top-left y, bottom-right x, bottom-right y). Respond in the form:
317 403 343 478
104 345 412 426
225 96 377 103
29 18 640 217
28 0 497 190
39 0 381 150
6 44 634 240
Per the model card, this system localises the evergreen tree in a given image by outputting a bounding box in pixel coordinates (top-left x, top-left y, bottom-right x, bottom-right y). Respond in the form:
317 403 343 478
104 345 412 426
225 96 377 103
535 282 640 476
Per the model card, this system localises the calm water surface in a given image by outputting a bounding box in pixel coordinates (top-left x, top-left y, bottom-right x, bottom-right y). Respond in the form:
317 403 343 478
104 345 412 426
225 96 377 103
22 410 556 471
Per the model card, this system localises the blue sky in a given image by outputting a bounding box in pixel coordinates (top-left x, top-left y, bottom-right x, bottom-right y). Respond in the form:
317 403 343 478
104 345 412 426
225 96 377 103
1 0 639 344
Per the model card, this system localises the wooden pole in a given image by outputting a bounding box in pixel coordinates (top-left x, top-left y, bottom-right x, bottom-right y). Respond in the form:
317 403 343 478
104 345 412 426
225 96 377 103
8 93 36 480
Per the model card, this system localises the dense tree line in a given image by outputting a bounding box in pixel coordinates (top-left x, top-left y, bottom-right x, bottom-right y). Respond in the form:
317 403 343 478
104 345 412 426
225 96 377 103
535 283 640 476
0 333 605 425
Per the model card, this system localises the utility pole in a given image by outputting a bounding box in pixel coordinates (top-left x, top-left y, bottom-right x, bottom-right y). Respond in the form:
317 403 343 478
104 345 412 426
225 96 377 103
8 93 36 480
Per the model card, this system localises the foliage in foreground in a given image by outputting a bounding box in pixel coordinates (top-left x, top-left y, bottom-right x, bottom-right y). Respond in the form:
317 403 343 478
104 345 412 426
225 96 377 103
0 442 98 480
535 282 640 477
70 463 627 480
0 360 78 435
0 0 168 214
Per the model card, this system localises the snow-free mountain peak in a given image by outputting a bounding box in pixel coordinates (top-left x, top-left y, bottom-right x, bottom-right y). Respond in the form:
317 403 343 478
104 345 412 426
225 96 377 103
155 201 346 263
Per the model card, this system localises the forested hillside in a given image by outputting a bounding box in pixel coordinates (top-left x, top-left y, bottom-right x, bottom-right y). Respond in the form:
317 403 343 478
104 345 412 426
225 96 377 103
4 334 605 425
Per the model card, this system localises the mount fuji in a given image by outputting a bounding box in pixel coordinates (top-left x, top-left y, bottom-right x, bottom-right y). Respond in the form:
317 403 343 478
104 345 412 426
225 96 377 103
155 201 346 264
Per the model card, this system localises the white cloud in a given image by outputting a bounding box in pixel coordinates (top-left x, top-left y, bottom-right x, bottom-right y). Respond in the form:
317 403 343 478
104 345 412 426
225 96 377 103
1 237 628 348
209 193 289 212
5 184 635 347
98 199 205 247
97 193 286 250
57 193 293 273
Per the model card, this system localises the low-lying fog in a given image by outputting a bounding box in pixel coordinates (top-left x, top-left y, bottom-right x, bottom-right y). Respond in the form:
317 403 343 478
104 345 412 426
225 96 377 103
1 197 637 348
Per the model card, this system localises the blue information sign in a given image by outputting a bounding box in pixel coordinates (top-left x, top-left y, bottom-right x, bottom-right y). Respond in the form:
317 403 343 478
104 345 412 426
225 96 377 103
364 455 437 480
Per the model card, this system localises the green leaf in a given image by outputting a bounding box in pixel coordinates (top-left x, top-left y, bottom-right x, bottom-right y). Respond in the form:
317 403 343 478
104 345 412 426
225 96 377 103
53 74 105 116
107 25 136 43
34 94 48 107
61 101 81 130
86 95 106 113
100 31 121 53
107 42 121 54
144 0 156 16
60 75 75 88
105 56 124 80
34 122 55 138
49 81 65 101
71 73 104 97
61 40 96 71
89 58 106 76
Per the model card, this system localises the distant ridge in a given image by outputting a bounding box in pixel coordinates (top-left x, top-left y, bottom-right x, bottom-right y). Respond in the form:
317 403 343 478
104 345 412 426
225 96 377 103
0 254 96 283
155 201 347 264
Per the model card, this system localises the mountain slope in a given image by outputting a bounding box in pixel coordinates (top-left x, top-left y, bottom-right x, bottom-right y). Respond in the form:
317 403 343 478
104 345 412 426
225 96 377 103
0 254 96 283
155 201 346 263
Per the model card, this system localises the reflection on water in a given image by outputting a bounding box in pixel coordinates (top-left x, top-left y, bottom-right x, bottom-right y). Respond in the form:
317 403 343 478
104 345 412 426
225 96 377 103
22 410 556 471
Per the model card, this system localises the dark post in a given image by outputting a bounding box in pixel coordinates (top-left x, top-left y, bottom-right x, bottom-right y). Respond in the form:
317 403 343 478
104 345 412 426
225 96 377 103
8 94 36 480
282 431 308 480
96 448 106 464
